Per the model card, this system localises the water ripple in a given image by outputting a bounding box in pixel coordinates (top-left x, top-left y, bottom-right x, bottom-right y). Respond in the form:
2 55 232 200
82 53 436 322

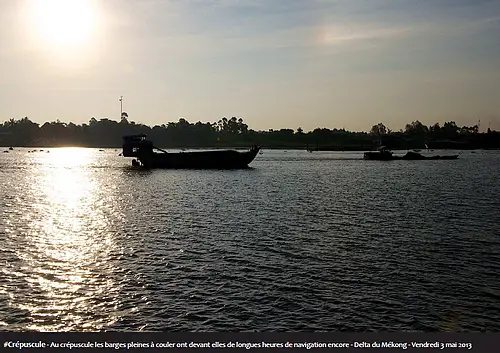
0 148 499 331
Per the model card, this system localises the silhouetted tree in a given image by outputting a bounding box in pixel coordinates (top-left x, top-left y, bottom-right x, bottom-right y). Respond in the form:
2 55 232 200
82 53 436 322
370 123 388 136
405 120 428 136
120 111 129 124
442 121 459 139
1 116 499 149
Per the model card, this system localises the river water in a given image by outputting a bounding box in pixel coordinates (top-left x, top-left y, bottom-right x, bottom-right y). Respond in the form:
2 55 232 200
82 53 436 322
0 148 499 332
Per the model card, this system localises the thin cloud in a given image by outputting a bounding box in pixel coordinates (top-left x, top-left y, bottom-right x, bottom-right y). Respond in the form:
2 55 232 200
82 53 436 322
316 25 419 46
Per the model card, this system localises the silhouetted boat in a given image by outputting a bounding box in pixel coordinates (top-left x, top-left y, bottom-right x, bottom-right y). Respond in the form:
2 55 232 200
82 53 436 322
395 151 459 160
364 147 458 160
122 135 261 169
363 147 394 160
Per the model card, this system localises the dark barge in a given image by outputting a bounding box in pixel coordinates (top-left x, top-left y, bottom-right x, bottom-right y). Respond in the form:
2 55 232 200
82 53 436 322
364 147 459 160
122 135 261 169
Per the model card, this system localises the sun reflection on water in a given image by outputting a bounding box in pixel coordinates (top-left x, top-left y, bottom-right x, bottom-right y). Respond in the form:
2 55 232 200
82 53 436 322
3 148 124 331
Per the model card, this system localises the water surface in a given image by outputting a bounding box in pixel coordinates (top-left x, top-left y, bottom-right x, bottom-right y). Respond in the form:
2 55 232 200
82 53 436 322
1 148 499 331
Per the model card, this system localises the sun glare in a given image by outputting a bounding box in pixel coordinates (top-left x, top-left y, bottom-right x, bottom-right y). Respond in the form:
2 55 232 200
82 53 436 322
29 0 98 47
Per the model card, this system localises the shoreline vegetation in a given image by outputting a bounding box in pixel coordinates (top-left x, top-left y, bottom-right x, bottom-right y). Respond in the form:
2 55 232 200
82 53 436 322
1 116 499 150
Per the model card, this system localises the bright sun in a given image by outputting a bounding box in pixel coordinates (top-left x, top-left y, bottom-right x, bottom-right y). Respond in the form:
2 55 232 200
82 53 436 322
30 0 97 47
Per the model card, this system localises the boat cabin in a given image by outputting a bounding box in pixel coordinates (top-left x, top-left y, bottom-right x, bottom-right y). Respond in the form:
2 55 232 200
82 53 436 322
122 134 153 157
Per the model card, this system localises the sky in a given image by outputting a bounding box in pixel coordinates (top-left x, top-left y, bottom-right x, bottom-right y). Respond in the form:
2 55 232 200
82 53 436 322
1 0 500 132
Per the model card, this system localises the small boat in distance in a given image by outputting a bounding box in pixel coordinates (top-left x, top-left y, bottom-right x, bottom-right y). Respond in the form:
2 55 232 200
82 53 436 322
396 151 459 160
364 146 394 160
122 135 261 169
364 147 458 160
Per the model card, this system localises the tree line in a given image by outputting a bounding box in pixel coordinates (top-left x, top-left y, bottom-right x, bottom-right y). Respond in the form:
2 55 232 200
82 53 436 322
0 114 499 149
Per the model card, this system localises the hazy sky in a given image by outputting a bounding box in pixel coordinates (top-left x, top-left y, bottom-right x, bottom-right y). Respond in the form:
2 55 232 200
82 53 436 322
1 0 500 131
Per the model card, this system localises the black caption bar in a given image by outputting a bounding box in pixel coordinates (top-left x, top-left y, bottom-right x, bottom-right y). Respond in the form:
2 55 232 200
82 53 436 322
0 333 498 352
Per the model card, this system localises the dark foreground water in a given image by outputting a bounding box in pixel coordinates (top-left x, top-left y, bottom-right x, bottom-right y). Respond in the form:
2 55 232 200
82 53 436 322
0 148 499 332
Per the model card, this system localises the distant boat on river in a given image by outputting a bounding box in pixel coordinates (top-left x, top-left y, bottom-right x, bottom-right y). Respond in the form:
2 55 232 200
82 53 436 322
364 147 459 160
122 135 261 169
